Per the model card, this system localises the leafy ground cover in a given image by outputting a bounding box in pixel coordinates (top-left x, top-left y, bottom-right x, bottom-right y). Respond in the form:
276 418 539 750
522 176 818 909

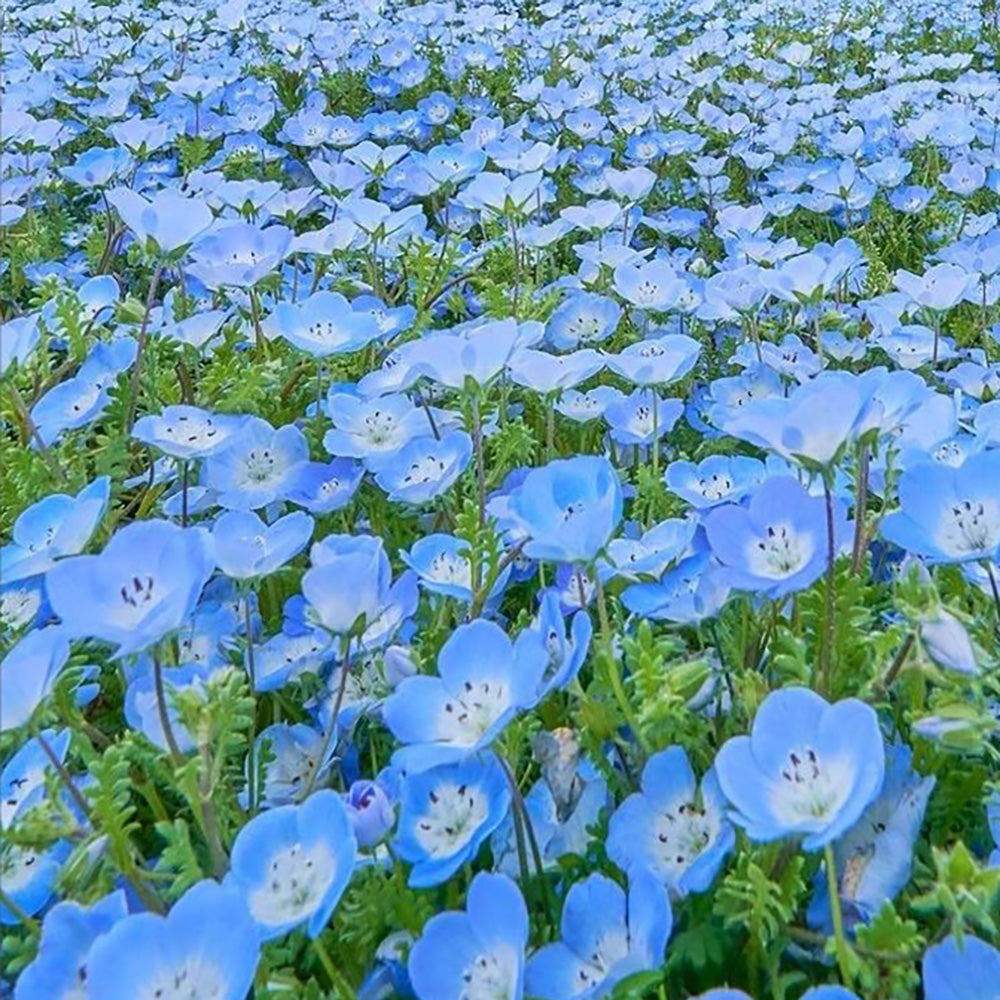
2 0 1000 998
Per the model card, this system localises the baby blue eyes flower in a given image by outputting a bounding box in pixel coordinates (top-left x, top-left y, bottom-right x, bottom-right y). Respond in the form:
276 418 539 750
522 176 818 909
285 458 364 514
705 477 848 598
489 456 623 565
408 873 528 1000
383 619 546 772
2 475 110 584
665 455 765 509
345 778 397 848
715 687 886 851
401 533 511 604
265 290 381 357
369 430 473 504
227 790 356 940
204 416 309 511
133 405 246 461
546 292 621 351
106 186 214 256
605 334 702 387
14 890 127 1000
607 746 734 897
922 934 1000 1000
323 392 432 463
604 389 683 447
85 880 259 1000
212 510 313 580
187 223 293 290
394 754 510 887
44 519 214 658
881 451 1000 562
525 871 672 1000
1 839 71 926
302 534 417 643
807 744 934 934
0 627 71 731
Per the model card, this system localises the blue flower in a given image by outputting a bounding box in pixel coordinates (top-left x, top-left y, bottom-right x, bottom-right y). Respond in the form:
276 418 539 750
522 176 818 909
227 790 356 940
393 754 510 887
106 186 214 256
408 873 528 1000
13 890 127 1000
265 290 381 356
0 839 71 926
369 430 472 504
525 872 672 1000
323 392 434 465
517 589 593 698
213 510 313 580
604 389 683 447
922 935 1000 1000
715 687 885 850
285 459 364 514
622 547 731 624
125 662 216 753
302 534 417 643
705 477 848 598
133 405 247 461
1 729 70 827
881 451 1000 562
607 746 734 897
383 620 546 772
546 292 621 351
187 223 292 289
605 334 701 386
401 533 510 604
665 455 766 509
0 626 69 732
84 880 260 1000
246 722 338 808
45 520 214 657
488 456 623 565
807 744 934 933
203 416 309 510
344 777 397 848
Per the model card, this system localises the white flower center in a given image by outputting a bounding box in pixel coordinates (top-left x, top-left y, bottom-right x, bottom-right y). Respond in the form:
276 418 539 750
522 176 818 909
414 781 489 857
248 841 336 928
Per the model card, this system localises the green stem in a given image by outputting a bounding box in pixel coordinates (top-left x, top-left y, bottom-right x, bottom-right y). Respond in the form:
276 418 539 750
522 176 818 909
312 936 358 1000
594 571 649 754
818 473 837 696
825 842 851 984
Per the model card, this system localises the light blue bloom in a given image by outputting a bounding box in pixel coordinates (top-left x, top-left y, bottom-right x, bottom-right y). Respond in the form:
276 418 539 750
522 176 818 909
665 455 766 509
106 186 214 256
85 880 260 1000
715 687 885 850
408 873 528 1000
369 430 472 504
227 790 356 940
203 416 309 510
525 872 672 1000
13 890 128 1000
45 519 214 657
212 510 313 580
0 839 71 925
807 744 934 933
2 476 110 584
605 334 701 386
302 534 417 643
323 392 433 464
134 405 246 460
383 619 546 772
401 533 510 604
286 459 364 514
488 456 623 565
922 935 1000 1000
881 451 1000 562
607 746 734 897
0 627 71 732
394 754 510 887
265 290 381 357
705 477 848 598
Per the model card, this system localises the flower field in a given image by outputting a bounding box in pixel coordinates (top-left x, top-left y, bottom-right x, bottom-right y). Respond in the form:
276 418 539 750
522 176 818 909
2 0 1000 997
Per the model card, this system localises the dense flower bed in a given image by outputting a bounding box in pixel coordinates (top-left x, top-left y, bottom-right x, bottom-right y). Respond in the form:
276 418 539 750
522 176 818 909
2 0 1000 997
